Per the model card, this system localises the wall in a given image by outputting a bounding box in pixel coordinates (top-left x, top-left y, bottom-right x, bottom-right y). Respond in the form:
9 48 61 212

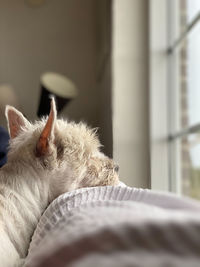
0 0 100 131
112 0 150 188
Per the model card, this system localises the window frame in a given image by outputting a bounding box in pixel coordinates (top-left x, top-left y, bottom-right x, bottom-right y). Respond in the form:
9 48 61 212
150 0 200 194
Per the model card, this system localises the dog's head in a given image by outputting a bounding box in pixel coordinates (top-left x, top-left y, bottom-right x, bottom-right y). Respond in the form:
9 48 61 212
5 98 119 200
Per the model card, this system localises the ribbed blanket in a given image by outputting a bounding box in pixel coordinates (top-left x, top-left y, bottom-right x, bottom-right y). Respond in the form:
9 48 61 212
24 185 200 267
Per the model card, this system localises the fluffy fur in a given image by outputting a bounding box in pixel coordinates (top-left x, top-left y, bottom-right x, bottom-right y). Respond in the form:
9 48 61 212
0 98 119 267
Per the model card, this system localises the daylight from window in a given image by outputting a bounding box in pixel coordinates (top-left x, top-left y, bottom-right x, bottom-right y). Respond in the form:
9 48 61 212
178 0 200 199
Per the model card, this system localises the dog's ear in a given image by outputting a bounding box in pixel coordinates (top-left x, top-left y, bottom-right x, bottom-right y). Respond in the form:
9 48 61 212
36 97 57 157
5 106 29 139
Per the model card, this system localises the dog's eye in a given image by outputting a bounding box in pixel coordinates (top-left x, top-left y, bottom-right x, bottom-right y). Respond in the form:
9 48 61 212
114 164 119 173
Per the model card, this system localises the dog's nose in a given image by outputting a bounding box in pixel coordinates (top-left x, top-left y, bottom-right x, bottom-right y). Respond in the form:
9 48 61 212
114 164 119 173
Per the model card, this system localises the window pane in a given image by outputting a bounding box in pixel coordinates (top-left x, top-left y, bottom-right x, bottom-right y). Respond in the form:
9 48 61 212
180 134 200 200
187 0 200 23
169 0 200 199
187 23 200 127
170 0 200 43
174 11 200 130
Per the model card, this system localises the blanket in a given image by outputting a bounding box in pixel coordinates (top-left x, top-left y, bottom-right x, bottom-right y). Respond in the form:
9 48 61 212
24 185 200 267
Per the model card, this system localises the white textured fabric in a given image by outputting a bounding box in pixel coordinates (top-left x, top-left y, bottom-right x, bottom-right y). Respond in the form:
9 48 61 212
24 185 200 267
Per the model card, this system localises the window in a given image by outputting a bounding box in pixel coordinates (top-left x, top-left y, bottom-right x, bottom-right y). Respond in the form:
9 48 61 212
168 0 200 200
150 0 200 200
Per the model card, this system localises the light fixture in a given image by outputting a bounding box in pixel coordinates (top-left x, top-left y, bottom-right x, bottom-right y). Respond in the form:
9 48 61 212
37 72 78 117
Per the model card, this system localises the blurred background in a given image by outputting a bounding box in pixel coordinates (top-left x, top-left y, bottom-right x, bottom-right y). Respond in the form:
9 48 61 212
1 0 200 201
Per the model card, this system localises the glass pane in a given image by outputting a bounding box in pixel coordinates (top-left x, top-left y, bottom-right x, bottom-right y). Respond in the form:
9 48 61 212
169 0 200 200
169 0 200 44
173 13 200 131
187 23 200 127
187 0 200 23
180 133 200 200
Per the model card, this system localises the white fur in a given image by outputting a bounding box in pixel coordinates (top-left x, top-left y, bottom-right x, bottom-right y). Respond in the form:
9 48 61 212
0 99 119 266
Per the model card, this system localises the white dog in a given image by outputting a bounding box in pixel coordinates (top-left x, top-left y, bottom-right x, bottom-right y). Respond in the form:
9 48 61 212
0 98 119 267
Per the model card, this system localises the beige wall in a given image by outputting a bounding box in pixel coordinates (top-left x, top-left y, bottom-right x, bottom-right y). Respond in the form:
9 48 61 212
0 0 100 130
112 0 150 188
